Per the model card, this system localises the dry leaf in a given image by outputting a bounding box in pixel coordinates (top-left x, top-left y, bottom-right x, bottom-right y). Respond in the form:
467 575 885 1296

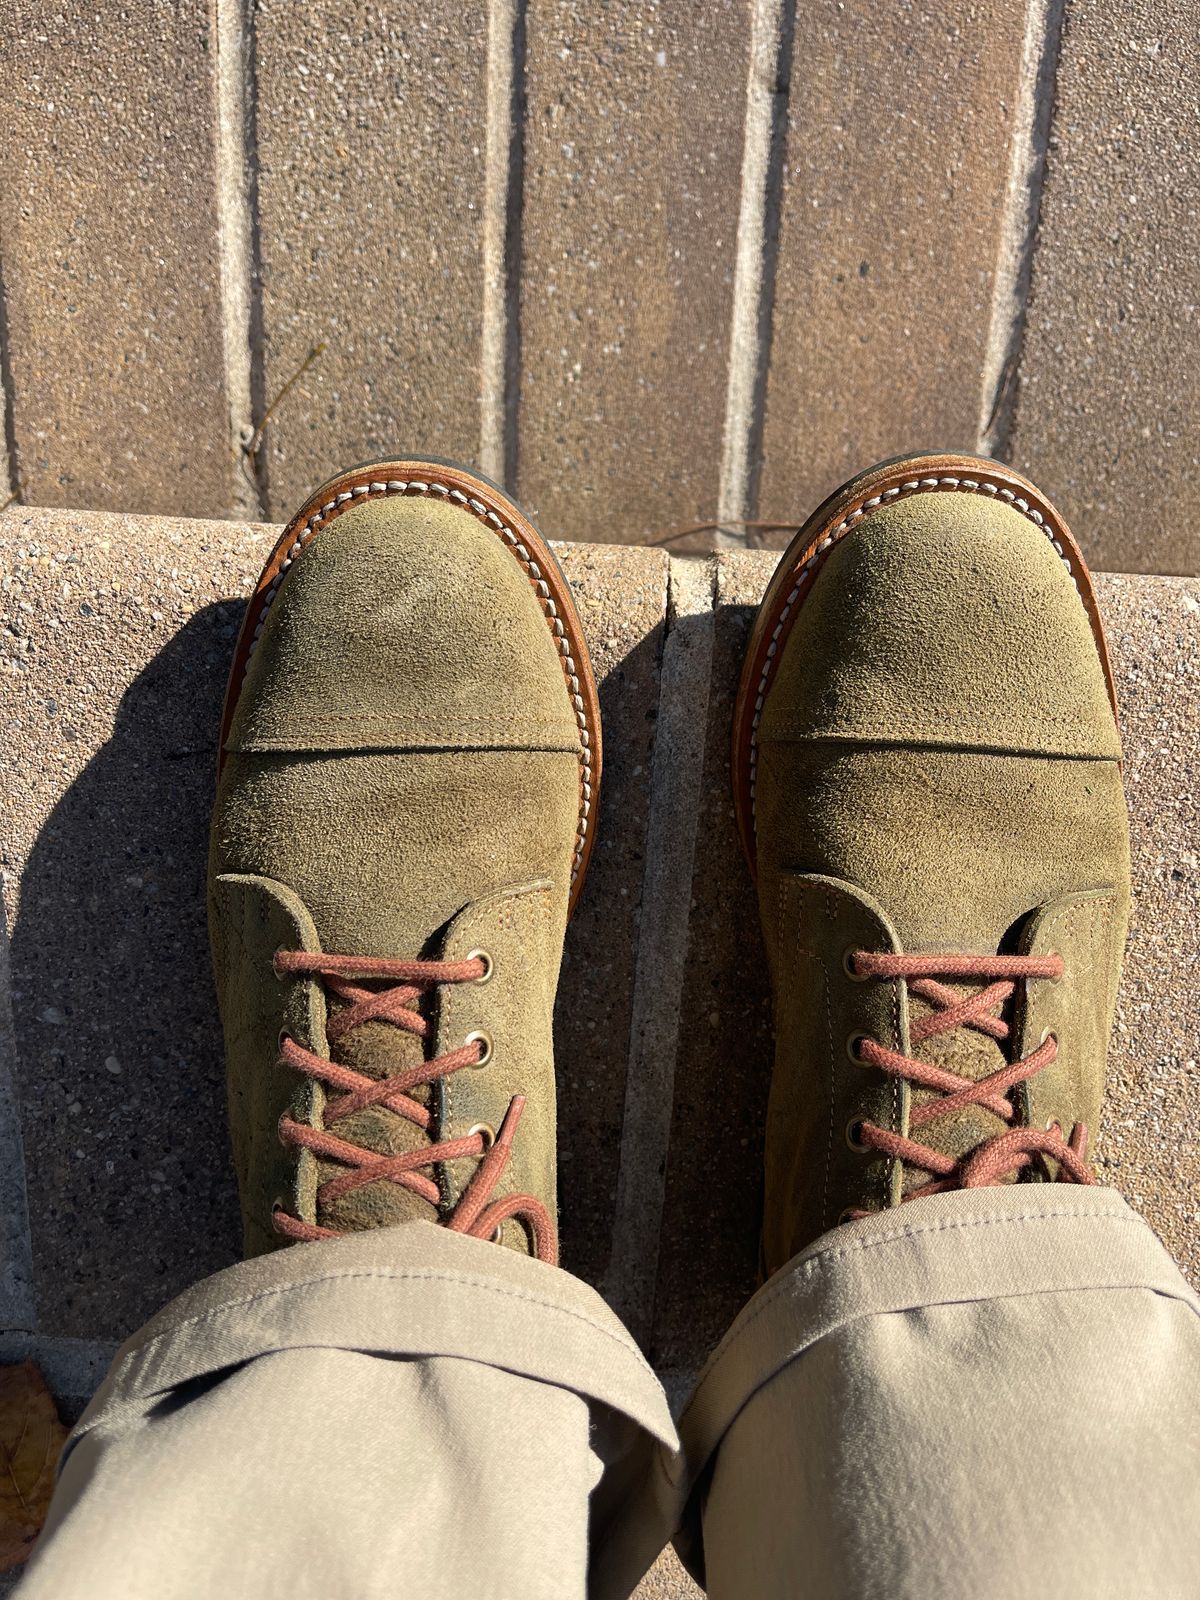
0 1362 68 1572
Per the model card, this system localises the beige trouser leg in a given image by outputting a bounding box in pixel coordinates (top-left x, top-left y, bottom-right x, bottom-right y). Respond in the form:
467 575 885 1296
17 1222 677 1600
19 1189 1200 1599
664 1187 1200 1600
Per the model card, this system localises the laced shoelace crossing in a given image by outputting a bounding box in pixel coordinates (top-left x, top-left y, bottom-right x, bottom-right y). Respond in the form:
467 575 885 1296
271 950 557 1263
848 951 1095 1203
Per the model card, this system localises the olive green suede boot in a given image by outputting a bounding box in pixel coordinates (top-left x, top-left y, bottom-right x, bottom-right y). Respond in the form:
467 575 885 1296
209 459 600 1263
732 454 1130 1273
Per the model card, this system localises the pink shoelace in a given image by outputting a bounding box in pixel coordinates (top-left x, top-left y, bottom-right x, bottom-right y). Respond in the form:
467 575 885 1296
271 949 557 1263
847 950 1095 1203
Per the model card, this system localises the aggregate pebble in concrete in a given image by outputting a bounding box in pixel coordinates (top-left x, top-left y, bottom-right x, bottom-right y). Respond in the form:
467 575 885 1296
0 4 232 517
515 0 750 545
1009 0 1200 577
0 507 665 1336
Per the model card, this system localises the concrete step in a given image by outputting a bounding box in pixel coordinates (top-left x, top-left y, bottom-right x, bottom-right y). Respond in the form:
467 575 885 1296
2 505 1198 1596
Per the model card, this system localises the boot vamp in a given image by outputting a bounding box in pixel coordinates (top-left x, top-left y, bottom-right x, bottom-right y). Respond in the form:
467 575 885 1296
212 748 578 960
210 495 581 1249
756 742 1130 1177
755 491 1129 1241
212 748 577 1238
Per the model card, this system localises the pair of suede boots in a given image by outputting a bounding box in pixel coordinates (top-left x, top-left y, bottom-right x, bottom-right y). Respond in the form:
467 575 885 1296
208 451 1128 1271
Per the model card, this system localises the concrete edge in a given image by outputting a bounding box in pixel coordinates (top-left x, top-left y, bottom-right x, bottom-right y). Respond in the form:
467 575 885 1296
604 556 719 1343
0 1332 119 1420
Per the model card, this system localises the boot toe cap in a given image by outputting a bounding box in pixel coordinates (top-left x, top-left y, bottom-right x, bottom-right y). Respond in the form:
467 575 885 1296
758 491 1120 760
227 495 583 757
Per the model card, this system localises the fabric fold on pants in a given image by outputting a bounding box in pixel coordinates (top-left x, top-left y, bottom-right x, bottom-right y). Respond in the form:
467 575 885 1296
18 1189 1200 1600
21 1222 677 1600
658 1186 1200 1598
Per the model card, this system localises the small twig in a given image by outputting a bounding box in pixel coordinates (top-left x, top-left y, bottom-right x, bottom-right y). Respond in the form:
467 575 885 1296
240 342 327 492
984 351 1018 446
647 518 800 550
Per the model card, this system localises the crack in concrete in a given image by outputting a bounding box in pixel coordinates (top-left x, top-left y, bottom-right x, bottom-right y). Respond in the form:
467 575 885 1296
0 245 20 511
480 0 527 488
215 0 266 520
717 0 796 547
977 0 1066 457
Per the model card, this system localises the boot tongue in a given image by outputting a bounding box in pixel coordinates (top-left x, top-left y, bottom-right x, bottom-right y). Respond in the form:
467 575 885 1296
900 978 1019 1196
314 957 448 1234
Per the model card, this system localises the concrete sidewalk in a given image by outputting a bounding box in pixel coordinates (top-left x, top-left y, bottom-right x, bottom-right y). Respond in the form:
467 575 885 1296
2 505 1198 1595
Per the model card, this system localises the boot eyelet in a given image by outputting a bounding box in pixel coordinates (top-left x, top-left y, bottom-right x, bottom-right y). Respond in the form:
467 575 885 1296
845 1118 870 1154
490 1223 504 1244
1039 1028 1057 1048
277 1028 291 1054
837 1207 858 1225
843 948 869 981
466 1030 494 1067
1044 1117 1063 1135
846 1031 871 1065
467 949 494 984
469 1122 496 1150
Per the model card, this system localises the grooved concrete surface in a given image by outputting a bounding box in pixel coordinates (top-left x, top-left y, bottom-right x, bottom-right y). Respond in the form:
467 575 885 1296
757 0 1029 522
1008 0 1200 577
251 0 492 518
1 3 1198 581
1 505 1197 1598
515 0 749 545
0 3 232 516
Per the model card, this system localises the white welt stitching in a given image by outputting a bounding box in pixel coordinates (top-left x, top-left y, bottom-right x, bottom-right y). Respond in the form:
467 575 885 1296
242 478 592 884
747 476 1082 820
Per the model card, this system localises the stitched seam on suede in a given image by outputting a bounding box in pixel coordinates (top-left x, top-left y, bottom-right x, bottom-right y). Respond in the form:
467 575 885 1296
676 1204 1168 1428
1095 898 1116 989
1022 892 1116 1040
757 723 1122 748
236 715 580 730
113 1267 660 1381
787 884 902 1218
441 884 554 1208
1038 895 1116 1130
1073 897 1113 994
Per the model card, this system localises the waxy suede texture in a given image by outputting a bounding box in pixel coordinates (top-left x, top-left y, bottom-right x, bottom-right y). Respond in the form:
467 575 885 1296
209 495 583 1258
754 490 1131 1266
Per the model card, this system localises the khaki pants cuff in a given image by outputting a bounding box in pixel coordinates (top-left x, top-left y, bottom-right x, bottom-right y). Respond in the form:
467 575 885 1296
663 1185 1200 1582
40 1224 678 1599
69 1221 676 1458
